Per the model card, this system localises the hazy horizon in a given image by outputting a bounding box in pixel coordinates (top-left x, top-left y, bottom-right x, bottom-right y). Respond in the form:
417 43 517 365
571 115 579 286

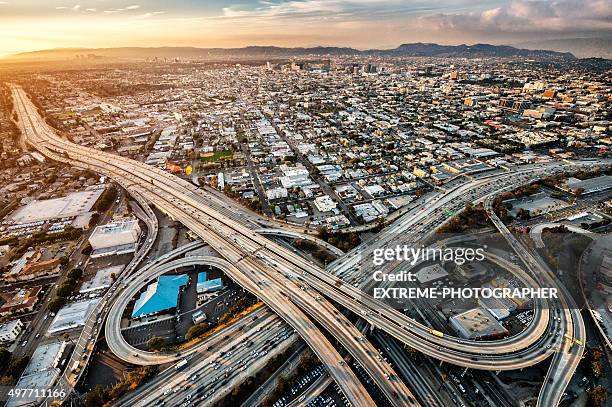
1 0 610 58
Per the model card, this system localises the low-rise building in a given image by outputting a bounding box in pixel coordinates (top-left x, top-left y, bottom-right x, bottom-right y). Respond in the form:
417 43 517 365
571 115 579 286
449 307 509 339
89 219 141 258
314 195 337 212
0 319 24 343
132 274 188 318
0 286 41 316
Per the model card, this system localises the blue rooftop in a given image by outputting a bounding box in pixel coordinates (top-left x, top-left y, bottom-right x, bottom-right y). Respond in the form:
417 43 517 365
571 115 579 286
197 272 207 284
132 274 188 318
197 278 224 293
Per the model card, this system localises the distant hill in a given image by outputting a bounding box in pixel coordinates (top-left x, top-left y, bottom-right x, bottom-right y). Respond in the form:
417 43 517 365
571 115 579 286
4 43 575 62
388 43 574 58
516 37 611 59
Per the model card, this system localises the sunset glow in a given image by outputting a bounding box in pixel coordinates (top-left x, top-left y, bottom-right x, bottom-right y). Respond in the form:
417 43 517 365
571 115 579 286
1 0 610 56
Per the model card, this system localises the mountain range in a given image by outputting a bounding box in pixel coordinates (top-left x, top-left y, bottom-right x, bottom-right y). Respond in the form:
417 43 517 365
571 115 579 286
4 42 578 62
516 37 611 59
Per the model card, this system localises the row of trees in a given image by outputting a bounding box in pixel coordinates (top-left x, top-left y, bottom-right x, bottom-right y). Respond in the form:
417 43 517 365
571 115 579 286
294 238 336 264
317 228 361 252
436 203 490 234
214 347 299 407
94 186 118 212
48 268 83 313
185 322 209 341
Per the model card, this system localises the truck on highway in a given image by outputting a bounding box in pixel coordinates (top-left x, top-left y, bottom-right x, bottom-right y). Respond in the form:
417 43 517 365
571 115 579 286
175 358 188 370
430 329 444 338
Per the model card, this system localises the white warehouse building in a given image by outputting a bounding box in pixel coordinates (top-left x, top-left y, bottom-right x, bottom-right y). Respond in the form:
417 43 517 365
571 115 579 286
0 319 24 343
89 219 141 258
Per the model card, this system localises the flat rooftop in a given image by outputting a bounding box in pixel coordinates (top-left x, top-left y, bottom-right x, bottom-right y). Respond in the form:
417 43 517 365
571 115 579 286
80 265 123 293
132 274 188 318
6 341 67 407
450 307 509 339
6 185 104 224
48 298 100 334
415 264 449 284
566 175 612 194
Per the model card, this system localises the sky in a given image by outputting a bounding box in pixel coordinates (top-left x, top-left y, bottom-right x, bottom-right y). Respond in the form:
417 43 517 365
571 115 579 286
0 0 610 56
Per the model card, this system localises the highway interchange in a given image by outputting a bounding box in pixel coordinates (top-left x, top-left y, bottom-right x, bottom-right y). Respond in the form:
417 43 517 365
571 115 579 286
10 83 611 406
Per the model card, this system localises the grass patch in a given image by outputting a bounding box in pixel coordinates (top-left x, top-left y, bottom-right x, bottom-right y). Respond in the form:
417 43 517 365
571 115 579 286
200 150 233 163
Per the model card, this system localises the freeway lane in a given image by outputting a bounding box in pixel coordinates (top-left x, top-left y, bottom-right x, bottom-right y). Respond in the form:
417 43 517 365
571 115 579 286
115 309 293 407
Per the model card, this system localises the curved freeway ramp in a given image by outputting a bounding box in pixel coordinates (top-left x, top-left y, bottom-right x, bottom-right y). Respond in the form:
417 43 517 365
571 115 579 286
530 222 595 248
255 228 345 257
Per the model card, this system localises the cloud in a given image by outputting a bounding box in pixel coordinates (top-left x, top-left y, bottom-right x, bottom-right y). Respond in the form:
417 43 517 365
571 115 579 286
418 0 612 34
131 11 166 19
104 5 141 14
221 0 428 20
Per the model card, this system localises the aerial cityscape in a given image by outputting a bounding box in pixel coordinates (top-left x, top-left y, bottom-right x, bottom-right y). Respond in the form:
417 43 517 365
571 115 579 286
0 1 610 407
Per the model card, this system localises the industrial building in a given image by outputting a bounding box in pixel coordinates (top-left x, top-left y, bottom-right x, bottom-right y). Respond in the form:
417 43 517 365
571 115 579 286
4 185 104 225
47 298 101 334
89 219 141 258
132 274 188 318
415 264 449 284
563 175 612 195
6 341 69 407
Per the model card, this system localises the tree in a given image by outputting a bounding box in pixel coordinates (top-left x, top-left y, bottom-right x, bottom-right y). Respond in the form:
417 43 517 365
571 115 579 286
81 242 93 255
88 212 100 228
185 322 209 340
588 386 608 407
585 347 606 379
84 385 108 407
0 376 14 386
56 284 73 298
7 356 29 378
146 336 165 352
0 347 11 366
517 208 531 220
67 268 83 280
59 256 69 267
47 297 66 313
